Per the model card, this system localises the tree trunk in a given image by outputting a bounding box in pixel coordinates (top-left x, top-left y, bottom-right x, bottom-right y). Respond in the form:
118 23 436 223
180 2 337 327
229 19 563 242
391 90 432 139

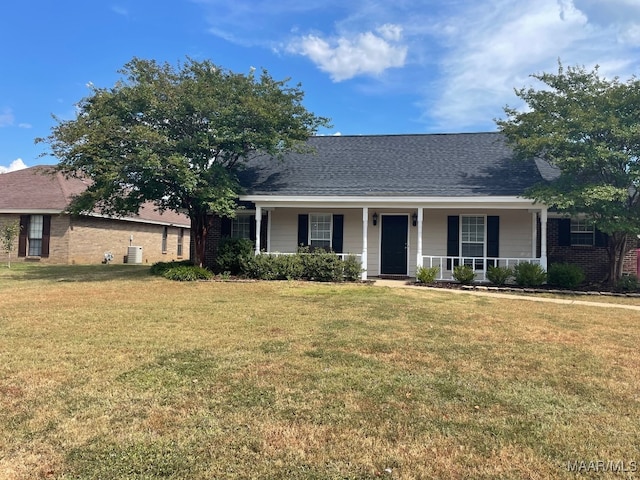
607 232 628 285
190 209 211 268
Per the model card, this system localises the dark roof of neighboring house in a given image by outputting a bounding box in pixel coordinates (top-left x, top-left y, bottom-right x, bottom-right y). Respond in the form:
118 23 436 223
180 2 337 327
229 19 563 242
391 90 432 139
238 132 553 197
0 166 190 226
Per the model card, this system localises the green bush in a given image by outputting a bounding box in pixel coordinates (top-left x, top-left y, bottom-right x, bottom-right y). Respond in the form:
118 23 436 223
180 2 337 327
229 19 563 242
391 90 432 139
149 260 192 276
242 251 361 282
342 255 364 282
453 264 475 284
513 262 547 287
616 274 639 292
301 251 344 282
487 265 513 286
162 265 213 281
216 237 254 275
416 265 439 284
547 263 585 289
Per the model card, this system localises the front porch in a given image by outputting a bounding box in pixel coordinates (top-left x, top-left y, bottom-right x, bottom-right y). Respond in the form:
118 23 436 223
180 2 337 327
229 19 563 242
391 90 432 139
240 199 549 282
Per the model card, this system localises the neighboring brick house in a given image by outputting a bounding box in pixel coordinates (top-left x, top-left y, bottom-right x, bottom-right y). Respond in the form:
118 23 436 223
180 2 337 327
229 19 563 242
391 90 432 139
0 166 190 265
203 133 638 283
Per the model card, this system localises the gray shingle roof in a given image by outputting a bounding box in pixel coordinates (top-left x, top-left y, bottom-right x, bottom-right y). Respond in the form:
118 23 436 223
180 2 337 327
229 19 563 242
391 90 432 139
238 132 549 197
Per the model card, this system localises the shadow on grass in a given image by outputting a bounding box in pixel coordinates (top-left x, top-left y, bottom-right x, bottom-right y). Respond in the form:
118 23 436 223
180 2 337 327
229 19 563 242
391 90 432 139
0 263 154 282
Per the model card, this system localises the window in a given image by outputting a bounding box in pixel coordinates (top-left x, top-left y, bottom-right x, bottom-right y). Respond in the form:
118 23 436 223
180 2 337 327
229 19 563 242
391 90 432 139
28 215 44 256
19 215 50 258
570 219 595 246
162 226 168 253
232 215 252 239
310 214 331 250
461 216 484 269
177 228 184 257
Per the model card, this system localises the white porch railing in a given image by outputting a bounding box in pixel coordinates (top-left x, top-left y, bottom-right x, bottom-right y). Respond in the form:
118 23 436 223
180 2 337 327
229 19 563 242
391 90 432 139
422 256 541 282
258 252 362 263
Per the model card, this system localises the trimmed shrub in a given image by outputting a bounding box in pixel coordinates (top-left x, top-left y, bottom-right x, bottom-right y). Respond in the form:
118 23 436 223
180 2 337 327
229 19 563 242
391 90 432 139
343 255 364 282
616 274 639 292
242 252 361 282
149 260 192 276
416 265 439 284
487 265 513 286
453 264 475 284
301 251 344 282
216 237 254 275
162 265 213 281
547 263 585 289
513 262 547 287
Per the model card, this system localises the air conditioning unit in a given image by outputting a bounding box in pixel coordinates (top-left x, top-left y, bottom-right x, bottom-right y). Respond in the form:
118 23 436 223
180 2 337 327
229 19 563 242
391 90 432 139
127 246 143 264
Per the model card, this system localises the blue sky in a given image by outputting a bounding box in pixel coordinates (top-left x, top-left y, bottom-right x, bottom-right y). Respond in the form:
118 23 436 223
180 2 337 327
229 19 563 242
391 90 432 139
2 0 640 172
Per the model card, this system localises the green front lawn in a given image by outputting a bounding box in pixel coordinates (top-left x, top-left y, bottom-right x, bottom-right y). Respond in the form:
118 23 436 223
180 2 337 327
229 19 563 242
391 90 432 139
0 265 638 479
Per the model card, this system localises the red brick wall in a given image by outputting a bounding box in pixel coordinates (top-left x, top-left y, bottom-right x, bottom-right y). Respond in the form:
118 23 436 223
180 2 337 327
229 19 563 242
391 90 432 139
547 218 638 283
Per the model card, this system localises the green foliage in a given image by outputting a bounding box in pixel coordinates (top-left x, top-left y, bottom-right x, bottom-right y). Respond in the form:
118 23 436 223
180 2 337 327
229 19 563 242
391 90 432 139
486 265 513 286
416 265 439 284
342 255 364 282
300 251 344 282
497 62 640 282
452 264 475 284
242 254 304 281
615 274 639 292
1 220 20 268
215 237 254 275
242 252 361 282
547 263 585 289
513 262 547 287
149 260 192 276
162 265 213 281
38 57 331 266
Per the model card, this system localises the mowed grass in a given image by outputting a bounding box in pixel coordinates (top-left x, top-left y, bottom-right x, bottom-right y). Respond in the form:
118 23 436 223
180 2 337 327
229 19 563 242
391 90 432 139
0 265 638 479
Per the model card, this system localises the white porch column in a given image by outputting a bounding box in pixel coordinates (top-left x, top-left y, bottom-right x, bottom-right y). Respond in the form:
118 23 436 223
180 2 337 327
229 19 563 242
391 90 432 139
531 211 538 259
266 209 272 253
540 207 548 270
254 205 262 255
361 207 368 280
416 207 423 271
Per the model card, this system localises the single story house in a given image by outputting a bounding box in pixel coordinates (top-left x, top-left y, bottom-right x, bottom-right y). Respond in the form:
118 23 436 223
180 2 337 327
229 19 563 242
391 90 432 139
0 166 190 265
204 132 637 282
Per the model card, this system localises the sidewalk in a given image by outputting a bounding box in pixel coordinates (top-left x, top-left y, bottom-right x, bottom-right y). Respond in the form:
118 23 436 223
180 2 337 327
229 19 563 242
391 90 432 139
373 279 640 312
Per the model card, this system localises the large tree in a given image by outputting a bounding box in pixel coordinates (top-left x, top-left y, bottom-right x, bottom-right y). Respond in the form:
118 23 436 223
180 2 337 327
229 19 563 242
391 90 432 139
39 58 330 266
497 63 640 284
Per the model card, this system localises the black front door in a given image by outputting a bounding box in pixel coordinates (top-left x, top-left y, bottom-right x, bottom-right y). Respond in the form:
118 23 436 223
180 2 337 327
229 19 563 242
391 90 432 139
381 215 408 275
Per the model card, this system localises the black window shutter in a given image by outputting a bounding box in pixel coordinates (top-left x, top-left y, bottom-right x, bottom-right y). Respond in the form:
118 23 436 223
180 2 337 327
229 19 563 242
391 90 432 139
447 216 459 269
487 216 499 258
297 214 309 247
249 216 256 242
41 215 51 257
18 215 28 257
332 215 344 253
594 228 608 247
558 219 571 246
260 214 268 251
220 217 232 237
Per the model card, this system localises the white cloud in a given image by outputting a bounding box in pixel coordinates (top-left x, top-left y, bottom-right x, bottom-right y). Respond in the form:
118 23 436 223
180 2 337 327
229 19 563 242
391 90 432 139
18 123 32 129
111 5 129 17
288 26 408 82
0 158 28 174
422 0 640 131
0 108 14 127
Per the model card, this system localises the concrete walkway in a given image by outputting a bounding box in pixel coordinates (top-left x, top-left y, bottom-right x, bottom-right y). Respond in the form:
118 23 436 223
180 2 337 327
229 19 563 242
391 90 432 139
373 279 640 312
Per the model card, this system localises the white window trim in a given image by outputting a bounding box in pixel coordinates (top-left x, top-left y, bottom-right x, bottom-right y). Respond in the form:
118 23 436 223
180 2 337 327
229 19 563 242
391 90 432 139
460 215 487 257
570 219 595 246
231 214 252 239
309 213 332 249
